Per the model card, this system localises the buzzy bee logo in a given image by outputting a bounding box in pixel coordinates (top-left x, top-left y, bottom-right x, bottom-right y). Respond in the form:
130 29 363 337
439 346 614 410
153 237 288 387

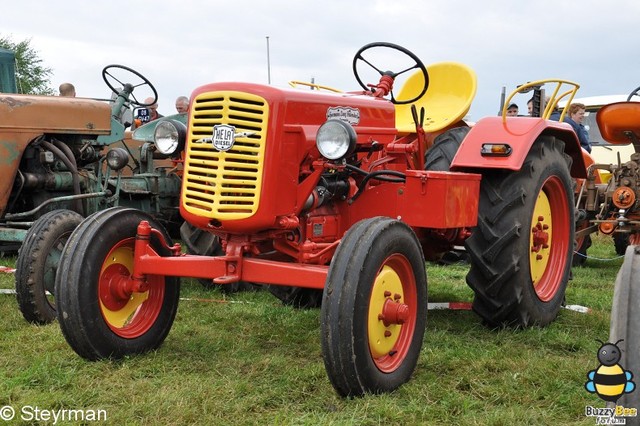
584 340 637 424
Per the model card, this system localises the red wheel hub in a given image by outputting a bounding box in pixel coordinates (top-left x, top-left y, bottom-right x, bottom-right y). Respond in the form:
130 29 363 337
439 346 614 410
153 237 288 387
531 215 550 259
379 299 410 327
98 238 165 339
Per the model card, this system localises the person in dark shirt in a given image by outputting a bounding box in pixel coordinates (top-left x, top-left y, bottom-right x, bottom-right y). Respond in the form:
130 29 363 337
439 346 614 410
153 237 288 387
563 103 591 153
547 101 591 153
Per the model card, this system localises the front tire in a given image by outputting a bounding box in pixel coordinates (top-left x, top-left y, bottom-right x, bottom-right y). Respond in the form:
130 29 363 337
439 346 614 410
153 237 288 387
15 209 83 324
321 217 427 397
55 207 180 360
466 136 574 327
609 245 640 418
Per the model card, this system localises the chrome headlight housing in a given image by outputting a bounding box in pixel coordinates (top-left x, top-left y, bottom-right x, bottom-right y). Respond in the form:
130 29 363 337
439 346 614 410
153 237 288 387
154 119 187 155
316 119 357 160
106 147 130 171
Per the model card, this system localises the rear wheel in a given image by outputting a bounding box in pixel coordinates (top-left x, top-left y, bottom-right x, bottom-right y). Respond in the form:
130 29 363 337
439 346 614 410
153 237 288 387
424 126 470 264
424 126 470 171
613 233 630 256
15 209 83 324
55 207 180 360
609 245 640 417
321 217 427 397
268 286 323 309
573 232 592 266
466 136 574 327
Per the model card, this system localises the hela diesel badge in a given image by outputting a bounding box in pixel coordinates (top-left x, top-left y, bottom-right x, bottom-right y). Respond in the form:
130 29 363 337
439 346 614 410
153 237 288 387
211 124 236 151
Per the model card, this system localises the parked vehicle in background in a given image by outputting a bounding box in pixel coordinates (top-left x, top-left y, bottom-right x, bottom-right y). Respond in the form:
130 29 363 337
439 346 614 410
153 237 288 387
0 65 187 324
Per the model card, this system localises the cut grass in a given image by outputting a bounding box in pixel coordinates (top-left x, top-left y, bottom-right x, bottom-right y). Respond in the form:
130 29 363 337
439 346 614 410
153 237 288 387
0 234 624 425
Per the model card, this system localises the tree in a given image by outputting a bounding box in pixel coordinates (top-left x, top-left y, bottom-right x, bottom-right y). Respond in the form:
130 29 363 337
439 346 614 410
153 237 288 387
0 35 54 95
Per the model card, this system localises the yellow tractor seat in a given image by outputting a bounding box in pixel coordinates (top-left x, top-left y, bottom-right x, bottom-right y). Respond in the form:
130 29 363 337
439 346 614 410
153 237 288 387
395 62 477 134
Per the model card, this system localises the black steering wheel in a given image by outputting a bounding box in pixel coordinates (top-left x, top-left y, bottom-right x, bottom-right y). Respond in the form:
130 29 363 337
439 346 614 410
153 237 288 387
102 64 158 107
627 85 640 102
352 42 429 105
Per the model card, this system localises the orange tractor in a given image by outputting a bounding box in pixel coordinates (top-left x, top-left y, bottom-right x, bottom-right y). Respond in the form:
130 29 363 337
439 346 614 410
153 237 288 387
572 86 640 260
54 43 586 396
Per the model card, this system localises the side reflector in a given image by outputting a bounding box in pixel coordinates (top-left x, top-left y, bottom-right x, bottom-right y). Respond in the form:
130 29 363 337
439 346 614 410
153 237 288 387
480 143 512 157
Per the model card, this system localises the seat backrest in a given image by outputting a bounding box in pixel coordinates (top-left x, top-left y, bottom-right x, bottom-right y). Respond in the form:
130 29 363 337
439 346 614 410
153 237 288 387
395 62 477 134
596 101 640 144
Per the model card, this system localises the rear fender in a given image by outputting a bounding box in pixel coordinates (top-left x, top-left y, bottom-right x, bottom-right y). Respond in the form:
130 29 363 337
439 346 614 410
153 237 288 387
450 116 587 178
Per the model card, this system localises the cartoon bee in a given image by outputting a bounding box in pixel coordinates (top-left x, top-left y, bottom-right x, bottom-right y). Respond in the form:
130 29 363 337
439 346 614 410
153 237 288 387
585 339 636 402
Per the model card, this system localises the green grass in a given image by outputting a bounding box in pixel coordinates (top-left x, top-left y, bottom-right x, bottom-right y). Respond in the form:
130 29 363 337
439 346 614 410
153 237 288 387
0 235 624 425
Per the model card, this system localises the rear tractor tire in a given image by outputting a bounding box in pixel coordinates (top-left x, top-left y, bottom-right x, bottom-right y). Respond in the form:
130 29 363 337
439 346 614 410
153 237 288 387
55 207 180 360
424 126 471 264
424 126 470 171
613 233 631 256
573 233 592 267
267 286 323 309
465 136 574 327
15 209 83 324
321 217 427 397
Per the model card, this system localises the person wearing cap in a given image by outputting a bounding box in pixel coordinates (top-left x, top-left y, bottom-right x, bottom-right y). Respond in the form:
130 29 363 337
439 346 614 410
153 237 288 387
506 103 519 116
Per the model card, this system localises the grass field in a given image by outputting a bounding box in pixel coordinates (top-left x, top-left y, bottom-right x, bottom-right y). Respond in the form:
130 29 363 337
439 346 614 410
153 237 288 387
0 235 625 425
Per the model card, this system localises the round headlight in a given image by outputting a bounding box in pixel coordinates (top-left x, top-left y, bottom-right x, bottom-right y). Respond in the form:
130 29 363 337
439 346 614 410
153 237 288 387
316 120 357 160
154 119 186 155
106 147 130 171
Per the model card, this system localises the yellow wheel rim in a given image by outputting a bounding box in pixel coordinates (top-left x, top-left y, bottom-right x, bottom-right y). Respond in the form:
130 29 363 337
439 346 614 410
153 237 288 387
368 265 404 358
100 245 149 329
530 189 553 285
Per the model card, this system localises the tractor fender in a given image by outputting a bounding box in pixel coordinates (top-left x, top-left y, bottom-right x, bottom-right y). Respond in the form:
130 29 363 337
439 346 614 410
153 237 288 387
450 116 587 179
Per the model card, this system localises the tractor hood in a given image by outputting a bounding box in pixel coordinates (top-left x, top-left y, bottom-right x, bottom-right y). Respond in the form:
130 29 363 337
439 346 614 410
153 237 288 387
0 94 111 135
181 82 398 233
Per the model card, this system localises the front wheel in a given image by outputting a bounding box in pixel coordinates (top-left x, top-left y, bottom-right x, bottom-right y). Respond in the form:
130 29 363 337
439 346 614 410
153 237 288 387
321 217 427 397
55 207 180 360
466 136 574 327
15 209 83 324
609 245 640 415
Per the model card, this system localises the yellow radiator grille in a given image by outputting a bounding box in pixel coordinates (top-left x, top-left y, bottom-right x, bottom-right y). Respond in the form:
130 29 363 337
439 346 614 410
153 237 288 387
182 91 268 219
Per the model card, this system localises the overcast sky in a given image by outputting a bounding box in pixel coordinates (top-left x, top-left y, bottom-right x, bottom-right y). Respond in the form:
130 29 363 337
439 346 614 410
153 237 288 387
2 0 638 119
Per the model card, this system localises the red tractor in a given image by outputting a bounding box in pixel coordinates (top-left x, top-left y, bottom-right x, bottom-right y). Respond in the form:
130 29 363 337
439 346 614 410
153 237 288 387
54 43 586 396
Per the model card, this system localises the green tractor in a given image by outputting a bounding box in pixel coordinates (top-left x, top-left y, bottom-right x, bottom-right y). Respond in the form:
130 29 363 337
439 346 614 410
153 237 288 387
0 64 187 323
